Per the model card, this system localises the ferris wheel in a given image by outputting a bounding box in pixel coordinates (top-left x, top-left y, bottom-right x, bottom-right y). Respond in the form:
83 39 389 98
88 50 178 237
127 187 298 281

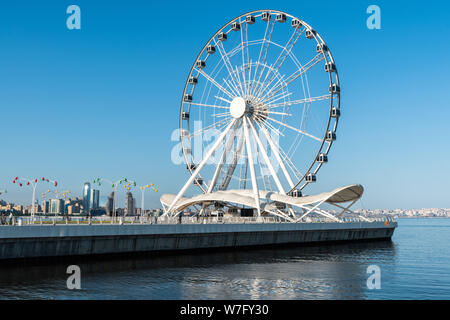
163 10 346 219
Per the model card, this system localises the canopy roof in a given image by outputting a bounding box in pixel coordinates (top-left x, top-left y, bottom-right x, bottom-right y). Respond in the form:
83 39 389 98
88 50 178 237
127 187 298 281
161 184 364 213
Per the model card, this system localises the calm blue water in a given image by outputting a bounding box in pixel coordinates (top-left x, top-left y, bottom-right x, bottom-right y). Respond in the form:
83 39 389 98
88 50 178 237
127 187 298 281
0 218 449 299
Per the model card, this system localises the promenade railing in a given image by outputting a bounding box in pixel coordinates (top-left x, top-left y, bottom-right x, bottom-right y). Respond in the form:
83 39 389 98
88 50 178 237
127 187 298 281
0 214 396 226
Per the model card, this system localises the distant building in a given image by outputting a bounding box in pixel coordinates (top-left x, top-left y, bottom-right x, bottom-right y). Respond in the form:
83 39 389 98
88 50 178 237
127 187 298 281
126 192 135 216
82 182 91 213
50 199 64 215
90 189 100 210
42 200 50 214
105 192 114 216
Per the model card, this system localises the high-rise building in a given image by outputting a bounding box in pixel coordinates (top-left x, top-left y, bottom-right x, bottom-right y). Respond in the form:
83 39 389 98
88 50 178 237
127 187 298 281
126 192 135 216
82 182 91 213
42 200 50 214
50 199 64 215
90 189 100 210
105 192 114 216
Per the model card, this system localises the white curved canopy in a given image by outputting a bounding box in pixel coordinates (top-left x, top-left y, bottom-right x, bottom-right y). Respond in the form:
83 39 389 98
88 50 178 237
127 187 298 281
161 184 363 213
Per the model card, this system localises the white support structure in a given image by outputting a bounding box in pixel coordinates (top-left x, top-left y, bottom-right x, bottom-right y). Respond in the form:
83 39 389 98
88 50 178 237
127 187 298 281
243 116 261 217
257 122 295 190
207 121 240 193
165 119 237 215
247 118 285 194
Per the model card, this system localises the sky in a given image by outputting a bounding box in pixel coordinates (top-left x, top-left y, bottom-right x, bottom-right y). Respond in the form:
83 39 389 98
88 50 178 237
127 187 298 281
0 0 449 210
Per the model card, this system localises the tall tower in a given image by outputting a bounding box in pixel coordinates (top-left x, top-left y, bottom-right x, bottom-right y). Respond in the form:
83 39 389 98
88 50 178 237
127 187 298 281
105 191 114 216
82 182 91 214
126 192 135 216
90 189 100 209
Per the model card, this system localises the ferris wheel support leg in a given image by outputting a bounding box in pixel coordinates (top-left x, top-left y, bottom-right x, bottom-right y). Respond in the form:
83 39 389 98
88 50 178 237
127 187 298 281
257 123 295 190
247 118 285 194
165 120 237 216
207 121 239 193
243 116 261 217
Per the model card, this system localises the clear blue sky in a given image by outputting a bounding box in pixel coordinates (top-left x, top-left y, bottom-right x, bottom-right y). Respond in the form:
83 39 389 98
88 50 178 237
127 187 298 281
0 0 449 209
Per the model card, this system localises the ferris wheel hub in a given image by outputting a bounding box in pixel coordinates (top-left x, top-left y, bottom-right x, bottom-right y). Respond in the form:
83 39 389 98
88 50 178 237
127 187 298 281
229 97 247 119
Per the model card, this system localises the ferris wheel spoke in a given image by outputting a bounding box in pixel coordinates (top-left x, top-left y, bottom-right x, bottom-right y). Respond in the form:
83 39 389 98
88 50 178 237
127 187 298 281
212 112 230 118
277 143 303 182
268 94 331 109
240 21 250 97
215 95 232 104
233 65 246 98
262 91 293 106
265 116 323 143
255 28 305 100
254 73 286 103
260 53 325 103
214 39 244 96
194 67 236 99
223 78 241 98
265 110 292 117
251 19 275 98
255 115 284 137
186 117 232 139
189 102 229 110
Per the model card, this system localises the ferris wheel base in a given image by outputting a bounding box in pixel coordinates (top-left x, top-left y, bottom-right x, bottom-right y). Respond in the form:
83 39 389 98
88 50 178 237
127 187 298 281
161 184 372 223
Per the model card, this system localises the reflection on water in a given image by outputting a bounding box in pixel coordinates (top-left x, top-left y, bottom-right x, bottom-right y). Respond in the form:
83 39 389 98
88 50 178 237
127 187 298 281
0 240 396 300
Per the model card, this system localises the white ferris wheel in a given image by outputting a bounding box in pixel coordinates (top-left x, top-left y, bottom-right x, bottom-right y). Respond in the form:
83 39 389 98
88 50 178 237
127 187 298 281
161 10 367 222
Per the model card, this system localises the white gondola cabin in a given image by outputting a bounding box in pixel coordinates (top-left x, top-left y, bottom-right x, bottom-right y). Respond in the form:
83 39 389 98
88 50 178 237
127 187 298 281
193 177 203 186
291 19 302 28
207 45 216 54
188 76 198 85
326 131 336 141
316 43 328 53
261 12 271 21
182 112 190 120
289 189 302 197
324 62 336 73
329 84 340 94
331 107 340 118
231 22 240 31
276 13 286 23
317 153 328 163
196 60 206 69
183 94 192 102
306 173 317 183
218 32 227 41
306 29 316 39
246 15 255 24
186 163 197 171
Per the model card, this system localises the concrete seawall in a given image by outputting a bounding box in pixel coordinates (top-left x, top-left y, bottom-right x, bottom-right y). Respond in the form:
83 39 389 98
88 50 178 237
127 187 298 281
0 221 396 260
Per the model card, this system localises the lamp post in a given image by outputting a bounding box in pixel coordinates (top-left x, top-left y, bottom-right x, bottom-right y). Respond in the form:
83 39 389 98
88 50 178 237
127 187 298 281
13 177 57 220
92 177 134 221
138 183 158 216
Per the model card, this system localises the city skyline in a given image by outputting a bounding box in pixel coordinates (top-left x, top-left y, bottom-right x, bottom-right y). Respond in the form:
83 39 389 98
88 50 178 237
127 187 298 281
1 1 449 209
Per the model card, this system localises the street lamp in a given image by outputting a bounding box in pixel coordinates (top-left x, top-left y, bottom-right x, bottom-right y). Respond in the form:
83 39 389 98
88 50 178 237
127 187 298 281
92 177 134 221
138 183 158 216
13 176 58 220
